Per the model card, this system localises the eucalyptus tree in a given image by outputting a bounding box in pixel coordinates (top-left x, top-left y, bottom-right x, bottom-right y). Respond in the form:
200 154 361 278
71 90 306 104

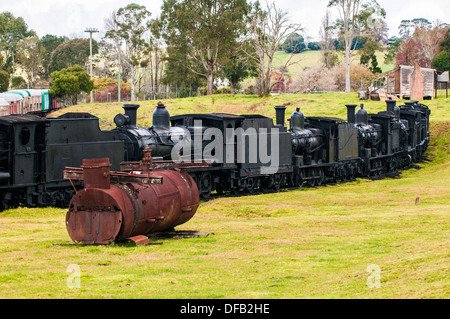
148 18 166 94
327 0 385 92
105 3 151 101
160 0 250 95
38 34 66 80
16 36 45 87
49 38 98 73
0 12 36 75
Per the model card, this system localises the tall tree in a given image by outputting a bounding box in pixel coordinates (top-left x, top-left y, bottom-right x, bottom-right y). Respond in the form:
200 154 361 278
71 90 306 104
439 29 450 54
162 42 206 92
320 10 339 69
221 41 257 94
415 27 448 68
50 38 98 73
149 18 166 94
105 3 151 101
0 12 36 76
38 34 66 80
245 1 303 96
398 19 414 65
396 23 448 68
359 38 382 74
104 11 130 86
327 0 385 92
161 0 249 95
16 37 45 87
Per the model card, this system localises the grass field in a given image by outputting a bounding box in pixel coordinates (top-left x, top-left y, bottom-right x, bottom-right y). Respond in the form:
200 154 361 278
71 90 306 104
0 92 448 299
267 49 394 77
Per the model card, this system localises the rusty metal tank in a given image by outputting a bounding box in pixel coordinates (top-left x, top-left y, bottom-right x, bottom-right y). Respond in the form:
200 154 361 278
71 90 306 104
64 157 199 244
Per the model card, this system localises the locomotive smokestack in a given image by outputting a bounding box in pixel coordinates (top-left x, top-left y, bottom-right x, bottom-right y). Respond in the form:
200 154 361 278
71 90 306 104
345 104 357 124
122 104 140 128
386 99 396 113
153 101 170 130
81 158 111 190
274 105 287 126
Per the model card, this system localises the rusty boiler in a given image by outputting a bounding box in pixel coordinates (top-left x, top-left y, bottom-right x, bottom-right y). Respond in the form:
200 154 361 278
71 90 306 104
64 156 199 244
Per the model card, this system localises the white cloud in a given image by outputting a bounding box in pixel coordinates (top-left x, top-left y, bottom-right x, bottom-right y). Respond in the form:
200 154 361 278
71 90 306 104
0 0 163 38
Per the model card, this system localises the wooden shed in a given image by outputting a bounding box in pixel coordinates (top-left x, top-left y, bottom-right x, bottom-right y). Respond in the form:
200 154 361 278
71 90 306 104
370 64 436 100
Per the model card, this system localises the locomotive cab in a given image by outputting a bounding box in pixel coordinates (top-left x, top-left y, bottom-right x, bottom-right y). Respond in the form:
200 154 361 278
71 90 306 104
0 114 48 206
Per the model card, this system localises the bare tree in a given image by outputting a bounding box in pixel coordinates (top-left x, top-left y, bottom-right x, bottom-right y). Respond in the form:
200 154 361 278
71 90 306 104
319 9 337 69
104 11 131 82
149 18 166 94
245 1 303 96
328 0 361 92
328 0 385 92
412 26 447 68
105 4 151 101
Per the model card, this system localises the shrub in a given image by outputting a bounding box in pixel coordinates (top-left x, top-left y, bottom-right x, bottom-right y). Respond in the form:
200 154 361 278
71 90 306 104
0 70 9 92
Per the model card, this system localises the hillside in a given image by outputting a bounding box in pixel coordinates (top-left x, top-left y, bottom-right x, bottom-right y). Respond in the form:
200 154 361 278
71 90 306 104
269 49 394 77
50 91 449 130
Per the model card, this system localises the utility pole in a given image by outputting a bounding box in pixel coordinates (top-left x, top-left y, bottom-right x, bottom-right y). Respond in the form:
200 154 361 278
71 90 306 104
118 50 121 102
84 27 99 103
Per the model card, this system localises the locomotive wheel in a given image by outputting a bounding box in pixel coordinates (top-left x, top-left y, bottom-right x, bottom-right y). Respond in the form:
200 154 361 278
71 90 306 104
347 165 356 181
260 177 272 193
272 174 282 191
292 169 304 187
299 170 306 187
316 169 325 186
245 177 258 194
307 170 317 187
215 183 224 195
341 165 349 182
199 172 212 199
231 187 240 196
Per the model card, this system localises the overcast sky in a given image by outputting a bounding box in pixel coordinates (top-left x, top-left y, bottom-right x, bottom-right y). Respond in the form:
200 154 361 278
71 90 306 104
0 0 449 41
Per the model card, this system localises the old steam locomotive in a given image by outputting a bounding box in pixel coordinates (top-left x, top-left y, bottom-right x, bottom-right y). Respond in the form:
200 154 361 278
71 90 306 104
109 99 430 198
0 99 430 211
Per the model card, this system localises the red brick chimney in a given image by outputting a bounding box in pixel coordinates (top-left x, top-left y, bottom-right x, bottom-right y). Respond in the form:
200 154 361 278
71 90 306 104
410 62 424 100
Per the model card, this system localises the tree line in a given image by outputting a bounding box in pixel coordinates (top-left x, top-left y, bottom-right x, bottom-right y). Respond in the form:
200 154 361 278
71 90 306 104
0 0 449 104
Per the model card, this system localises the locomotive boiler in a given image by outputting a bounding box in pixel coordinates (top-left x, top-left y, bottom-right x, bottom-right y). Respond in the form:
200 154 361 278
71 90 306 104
112 102 188 161
289 107 326 166
64 154 200 244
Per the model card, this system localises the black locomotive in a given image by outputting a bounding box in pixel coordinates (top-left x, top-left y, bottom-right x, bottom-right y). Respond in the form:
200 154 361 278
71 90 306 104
0 99 430 210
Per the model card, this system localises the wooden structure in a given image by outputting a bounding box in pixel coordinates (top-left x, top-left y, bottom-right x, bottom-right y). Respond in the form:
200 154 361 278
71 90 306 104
369 64 436 101
436 71 449 98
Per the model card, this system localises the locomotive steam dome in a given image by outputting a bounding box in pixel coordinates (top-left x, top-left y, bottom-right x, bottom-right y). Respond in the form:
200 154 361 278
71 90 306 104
290 107 305 130
355 104 368 124
153 101 170 129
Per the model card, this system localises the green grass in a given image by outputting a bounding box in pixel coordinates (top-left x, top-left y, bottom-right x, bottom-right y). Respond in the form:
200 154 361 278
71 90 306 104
1 93 449 298
51 91 450 130
263 49 394 77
